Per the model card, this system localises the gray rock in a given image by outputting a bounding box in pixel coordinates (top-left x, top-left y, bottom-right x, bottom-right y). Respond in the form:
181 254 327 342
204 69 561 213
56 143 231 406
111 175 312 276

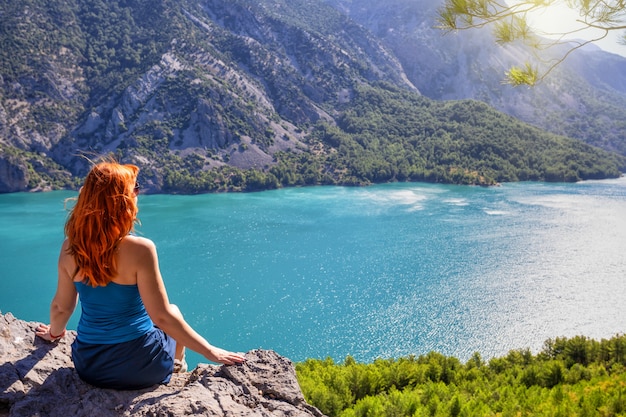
0 157 28 193
0 312 325 417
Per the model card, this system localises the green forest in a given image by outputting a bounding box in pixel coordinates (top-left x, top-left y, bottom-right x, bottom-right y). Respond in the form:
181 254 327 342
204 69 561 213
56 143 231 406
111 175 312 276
160 83 626 193
296 334 626 417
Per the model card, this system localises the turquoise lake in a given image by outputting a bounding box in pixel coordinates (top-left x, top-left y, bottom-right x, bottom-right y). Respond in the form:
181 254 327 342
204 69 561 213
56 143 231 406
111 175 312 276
1 178 625 369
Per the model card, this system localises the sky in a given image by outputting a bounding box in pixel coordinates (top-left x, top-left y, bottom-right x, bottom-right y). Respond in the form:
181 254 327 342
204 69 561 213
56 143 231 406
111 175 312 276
517 1 626 57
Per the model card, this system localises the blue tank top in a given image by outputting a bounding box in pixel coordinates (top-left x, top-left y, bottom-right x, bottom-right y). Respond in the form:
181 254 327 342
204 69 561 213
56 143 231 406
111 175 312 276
75 281 154 344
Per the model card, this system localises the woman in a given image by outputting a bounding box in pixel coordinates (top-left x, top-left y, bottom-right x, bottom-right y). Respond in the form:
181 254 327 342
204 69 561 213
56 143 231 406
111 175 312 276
35 160 245 390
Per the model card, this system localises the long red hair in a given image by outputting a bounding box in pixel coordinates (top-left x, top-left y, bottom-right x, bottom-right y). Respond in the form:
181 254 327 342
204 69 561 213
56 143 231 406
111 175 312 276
65 161 139 286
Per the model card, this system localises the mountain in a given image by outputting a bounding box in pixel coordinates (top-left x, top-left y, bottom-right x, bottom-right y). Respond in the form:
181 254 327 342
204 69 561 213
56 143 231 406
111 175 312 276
0 0 624 193
327 0 626 155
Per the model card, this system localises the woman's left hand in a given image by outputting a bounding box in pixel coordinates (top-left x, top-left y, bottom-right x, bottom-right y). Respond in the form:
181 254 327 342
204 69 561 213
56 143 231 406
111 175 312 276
35 323 64 342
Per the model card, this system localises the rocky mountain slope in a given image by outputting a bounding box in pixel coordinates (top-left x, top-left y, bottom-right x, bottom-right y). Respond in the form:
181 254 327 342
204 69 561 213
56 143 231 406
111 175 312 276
0 0 416 191
0 0 624 193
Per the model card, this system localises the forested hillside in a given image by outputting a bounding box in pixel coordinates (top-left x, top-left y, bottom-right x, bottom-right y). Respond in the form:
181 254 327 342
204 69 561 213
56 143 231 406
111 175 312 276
296 334 626 417
0 0 624 193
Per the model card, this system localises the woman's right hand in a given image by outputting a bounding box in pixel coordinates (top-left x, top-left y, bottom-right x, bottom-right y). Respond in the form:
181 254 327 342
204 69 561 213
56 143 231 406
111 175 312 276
207 347 246 365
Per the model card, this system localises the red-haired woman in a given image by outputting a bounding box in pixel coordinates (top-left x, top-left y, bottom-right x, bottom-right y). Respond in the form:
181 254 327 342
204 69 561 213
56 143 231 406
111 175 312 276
35 160 245 389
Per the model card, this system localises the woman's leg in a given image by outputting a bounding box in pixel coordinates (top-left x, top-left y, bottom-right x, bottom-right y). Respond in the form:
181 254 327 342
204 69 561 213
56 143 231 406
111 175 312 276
168 304 186 361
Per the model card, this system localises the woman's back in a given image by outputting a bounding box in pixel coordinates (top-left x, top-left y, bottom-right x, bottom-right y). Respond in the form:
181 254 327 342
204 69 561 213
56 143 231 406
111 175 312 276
74 280 153 344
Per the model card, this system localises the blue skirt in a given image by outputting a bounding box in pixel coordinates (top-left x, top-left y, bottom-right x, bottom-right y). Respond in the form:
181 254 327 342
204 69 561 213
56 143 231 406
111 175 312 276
71 327 176 390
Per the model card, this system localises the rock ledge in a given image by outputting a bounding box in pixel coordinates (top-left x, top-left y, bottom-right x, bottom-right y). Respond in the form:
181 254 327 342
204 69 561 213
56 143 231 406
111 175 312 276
0 312 325 417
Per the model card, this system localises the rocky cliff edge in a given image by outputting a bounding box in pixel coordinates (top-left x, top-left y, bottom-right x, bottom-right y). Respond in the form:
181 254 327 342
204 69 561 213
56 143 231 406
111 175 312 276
0 312 325 417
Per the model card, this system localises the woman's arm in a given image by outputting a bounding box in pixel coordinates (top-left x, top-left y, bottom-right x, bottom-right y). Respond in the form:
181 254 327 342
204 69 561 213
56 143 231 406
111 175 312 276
36 241 78 341
133 237 245 365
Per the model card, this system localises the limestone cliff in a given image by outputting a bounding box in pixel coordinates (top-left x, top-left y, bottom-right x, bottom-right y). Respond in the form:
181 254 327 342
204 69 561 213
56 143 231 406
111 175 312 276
0 312 325 417
0 157 28 193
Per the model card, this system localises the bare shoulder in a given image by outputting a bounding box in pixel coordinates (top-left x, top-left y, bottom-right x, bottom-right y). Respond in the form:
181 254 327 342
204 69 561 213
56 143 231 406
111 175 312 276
58 239 75 270
123 235 156 248
59 238 71 255
120 235 158 257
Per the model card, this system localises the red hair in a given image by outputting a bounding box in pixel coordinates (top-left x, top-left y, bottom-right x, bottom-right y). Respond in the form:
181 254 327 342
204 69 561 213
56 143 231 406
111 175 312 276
65 161 139 286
